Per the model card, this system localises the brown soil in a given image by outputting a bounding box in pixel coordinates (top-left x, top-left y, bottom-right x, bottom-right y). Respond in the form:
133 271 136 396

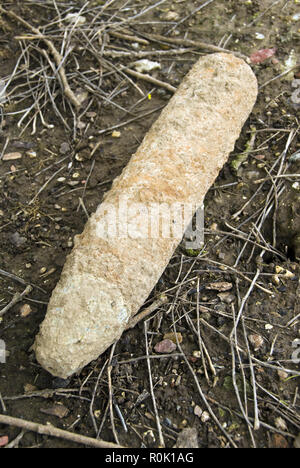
0 0 299 449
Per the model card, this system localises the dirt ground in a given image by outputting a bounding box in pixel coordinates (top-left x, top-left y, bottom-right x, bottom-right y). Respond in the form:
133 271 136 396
0 0 299 449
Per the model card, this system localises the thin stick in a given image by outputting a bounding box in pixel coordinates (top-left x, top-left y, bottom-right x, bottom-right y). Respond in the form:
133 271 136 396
28 165 66 205
144 321 165 447
0 6 81 108
0 414 124 448
242 319 260 431
0 268 46 294
107 343 119 445
0 285 33 318
170 309 237 448
89 359 108 435
141 32 248 60
126 295 168 330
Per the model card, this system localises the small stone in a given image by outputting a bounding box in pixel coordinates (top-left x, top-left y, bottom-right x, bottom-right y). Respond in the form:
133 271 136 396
75 154 84 162
265 324 273 330
255 32 265 40
179 419 187 429
40 403 69 419
163 332 182 344
154 339 176 354
72 172 80 179
201 411 210 423
2 152 22 161
24 383 37 393
194 405 203 417
275 417 288 431
25 263 32 269
26 150 37 158
57 177 66 183
277 369 289 381
175 375 181 386
161 10 180 21
112 130 121 138
0 436 9 447
86 112 97 119
248 334 264 351
20 304 32 317
60 142 70 154
75 88 89 106
39 267 47 274
217 292 235 304
65 13 86 25
77 121 86 130
134 59 161 73
192 350 201 358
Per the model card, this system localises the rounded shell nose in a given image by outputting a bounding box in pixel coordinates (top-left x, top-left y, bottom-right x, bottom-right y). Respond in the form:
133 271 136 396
34 273 130 378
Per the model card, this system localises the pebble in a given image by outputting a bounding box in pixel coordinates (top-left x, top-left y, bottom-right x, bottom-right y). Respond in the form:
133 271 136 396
20 304 32 318
134 59 161 73
218 292 235 304
163 332 182 344
65 13 86 25
26 150 37 158
248 334 264 351
3 152 22 161
60 142 70 154
154 339 176 354
194 405 203 417
255 32 265 40
0 436 9 447
112 130 121 138
40 404 69 419
161 10 180 21
201 411 210 423
277 369 289 381
275 417 288 431
175 375 181 386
